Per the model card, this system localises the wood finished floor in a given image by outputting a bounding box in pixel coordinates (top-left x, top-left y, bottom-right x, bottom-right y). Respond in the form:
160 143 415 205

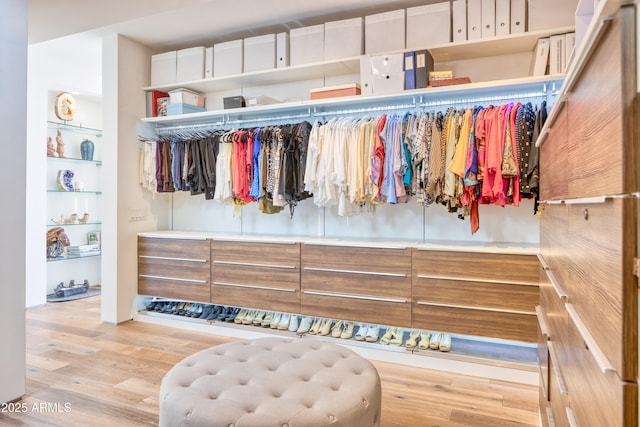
2 296 540 426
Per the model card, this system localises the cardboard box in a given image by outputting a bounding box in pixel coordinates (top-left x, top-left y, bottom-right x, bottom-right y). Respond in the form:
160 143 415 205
214 39 243 77
176 47 205 82
310 83 361 100
290 24 324 66
324 17 364 60
151 51 177 86
406 3 451 49
166 103 206 115
365 9 405 54
168 88 205 107
244 34 276 73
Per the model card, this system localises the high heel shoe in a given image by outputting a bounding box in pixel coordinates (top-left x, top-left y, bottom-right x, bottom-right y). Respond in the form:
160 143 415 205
365 325 380 343
252 311 266 326
296 316 313 334
418 331 431 350
354 323 368 341
439 333 451 352
389 328 404 346
270 312 282 329
234 308 248 323
277 313 291 330
429 332 442 350
340 321 355 339
261 311 274 327
242 310 257 325
331 320 344 338
379 327 395 345
317 319 333 336
308 318 322 335
288 315 299 332
405 330 420 348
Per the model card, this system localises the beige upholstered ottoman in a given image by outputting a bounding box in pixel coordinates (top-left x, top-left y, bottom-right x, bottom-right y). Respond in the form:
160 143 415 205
159 337 381 427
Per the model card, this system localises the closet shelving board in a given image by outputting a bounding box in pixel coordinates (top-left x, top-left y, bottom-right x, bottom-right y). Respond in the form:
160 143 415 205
143 25 575 95
142 75 564 130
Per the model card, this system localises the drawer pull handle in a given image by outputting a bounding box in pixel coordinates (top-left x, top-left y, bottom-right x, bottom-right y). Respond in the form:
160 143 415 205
565 303 616 374
302 290 407 304
537 254 550 270
215 238 296 245
566 407 579 427
547 341 568 395
212 281 296 293
304 267 406 278
545 269 568 300
416 274 537 287
536 306 550 338
139 255 208 263
213 260 296 269
415 301 535 316
303 242 406 250
139 274 208 284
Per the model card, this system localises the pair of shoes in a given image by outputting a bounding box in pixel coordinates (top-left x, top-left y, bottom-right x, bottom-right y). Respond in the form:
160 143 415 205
308 318 322 335
354 323 368 341
225 307 241 322
340 321 355 339
296 316 314 334
405 330 421 348
429 332 442 350
380 327 404 346
317 319 333 336
234 309 249 324
331 320 344 338
262 311 274 327
288 315 299 332
242 310 257 325
439 333 451 352
270 313 282 328
277 314 291 330
418 331 431 350
365 325 380 342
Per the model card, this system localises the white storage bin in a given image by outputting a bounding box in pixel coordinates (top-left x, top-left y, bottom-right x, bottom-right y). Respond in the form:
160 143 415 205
290 24 324 66
244 34 276 73
177 47 205 82
528 0 579 31
406 3 451 49
369 53 405 74
372 72 405 94
365 9 406 54
151 51 177 86
168 88 205 107
452 0 467 42
324 17 364 60
213 39 243 77
205 47 213 78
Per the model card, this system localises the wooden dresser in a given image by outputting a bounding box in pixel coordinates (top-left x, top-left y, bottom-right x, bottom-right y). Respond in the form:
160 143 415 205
537 3 638 425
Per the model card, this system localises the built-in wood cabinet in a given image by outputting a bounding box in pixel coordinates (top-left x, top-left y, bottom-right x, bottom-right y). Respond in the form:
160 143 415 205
300 244 412 327
412 250 539 342
537 3 638 425
138 237 211 302
211 239 301 313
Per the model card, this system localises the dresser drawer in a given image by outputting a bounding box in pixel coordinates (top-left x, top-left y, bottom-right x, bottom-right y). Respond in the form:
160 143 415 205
138 236 210 260
539 102 569 201
412 303 537 342
538 260 568 344
138 277 210 302
547 340 571 427
412 250 539 285
210 240 300 313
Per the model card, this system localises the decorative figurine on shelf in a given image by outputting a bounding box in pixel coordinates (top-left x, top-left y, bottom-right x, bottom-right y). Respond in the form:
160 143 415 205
54 92 75 122
56 169 74 191
46 226 71 258
78 213 90 224
62 213 78 224
56 130 65 158
47 136 55 156
80 139 95 161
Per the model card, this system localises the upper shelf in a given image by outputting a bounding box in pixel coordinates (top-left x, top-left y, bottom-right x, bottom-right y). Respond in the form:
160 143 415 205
144 26 575 95
47 121 102 138
142 75 565 128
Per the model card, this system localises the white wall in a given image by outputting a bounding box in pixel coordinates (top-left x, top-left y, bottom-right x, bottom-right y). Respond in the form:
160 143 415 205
0 0 27 403
102 34 172 324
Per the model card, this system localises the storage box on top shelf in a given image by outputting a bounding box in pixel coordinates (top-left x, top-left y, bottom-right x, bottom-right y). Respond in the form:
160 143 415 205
244 34 276 73
368 52 405 94
452 0 467 42
310 83 361 100
481 0 496 38
168 88 205 107
290 24 324 66
151 51 177 86
213 39 243 77
276 32 289 68
406 3 450 49
176 47 205 82
365 9 406 54
166 103 206 115
511 0 527 34
324 17 364 60
528 0 580 31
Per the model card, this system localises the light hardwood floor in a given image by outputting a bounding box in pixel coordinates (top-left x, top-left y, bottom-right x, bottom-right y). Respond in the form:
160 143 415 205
2 296 540 426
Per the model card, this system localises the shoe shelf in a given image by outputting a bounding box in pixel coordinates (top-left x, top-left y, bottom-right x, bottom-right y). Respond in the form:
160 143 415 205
47 156 102 166
47 189 102 194
138 299 537 370
47 252 101 262
46 221 102 227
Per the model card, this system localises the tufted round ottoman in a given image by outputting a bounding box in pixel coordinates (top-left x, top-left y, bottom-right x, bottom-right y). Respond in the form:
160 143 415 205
159 337 381 427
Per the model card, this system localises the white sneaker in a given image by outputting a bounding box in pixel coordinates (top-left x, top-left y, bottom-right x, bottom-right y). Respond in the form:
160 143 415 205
296 316 313 334
278 313 291 330
354 323 368 341
288 315 299 332
365 325 380 342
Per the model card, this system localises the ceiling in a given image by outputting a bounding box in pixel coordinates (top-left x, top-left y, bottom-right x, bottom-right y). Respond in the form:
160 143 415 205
28 0 435 50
